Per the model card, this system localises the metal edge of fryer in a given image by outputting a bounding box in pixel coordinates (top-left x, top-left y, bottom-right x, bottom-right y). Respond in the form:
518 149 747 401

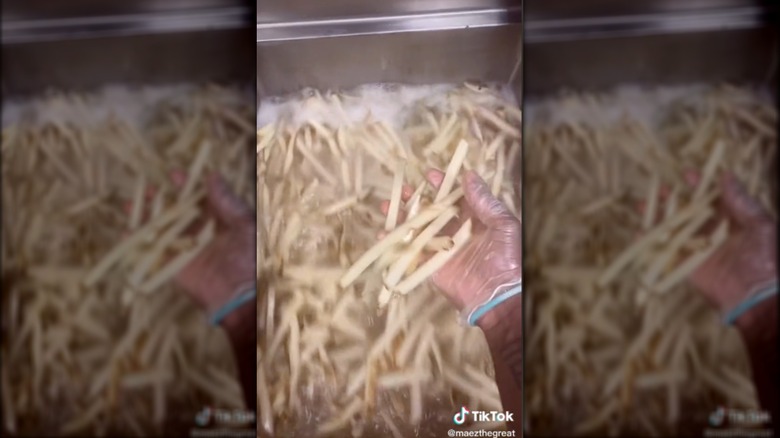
523 4 778 95
1 5 256 97
255 5 523 102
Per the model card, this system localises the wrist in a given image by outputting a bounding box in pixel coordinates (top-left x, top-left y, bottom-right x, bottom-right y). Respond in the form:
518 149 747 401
479 294 523 346
209 281 256 330
221 297 256 340
734 293 777 341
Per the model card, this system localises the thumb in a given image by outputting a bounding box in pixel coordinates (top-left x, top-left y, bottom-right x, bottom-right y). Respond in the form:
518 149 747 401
462 171 514 228
720 172 769 227
206 172 253 226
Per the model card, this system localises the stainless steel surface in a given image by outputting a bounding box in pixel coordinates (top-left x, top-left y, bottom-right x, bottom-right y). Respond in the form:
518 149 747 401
257 0 521 24
257 8 522 42
257 25 522 98
2 27 254 96
525 0 770 21
525 6 772 43
2 0 254 96
524 27 777 96
2 0 249 21
523 0 777 96
2 8 251 43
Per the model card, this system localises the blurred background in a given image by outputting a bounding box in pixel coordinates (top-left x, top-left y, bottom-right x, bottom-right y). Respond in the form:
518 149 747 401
523 0 777 436
2 0 254 95
2 1 256 436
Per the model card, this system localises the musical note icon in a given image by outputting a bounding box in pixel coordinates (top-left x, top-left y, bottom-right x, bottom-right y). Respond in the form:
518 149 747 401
709 406 726 427
195 407 212 427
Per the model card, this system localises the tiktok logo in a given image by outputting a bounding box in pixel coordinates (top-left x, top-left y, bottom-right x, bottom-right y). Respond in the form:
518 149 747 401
195 407 212 427
709 406 725 427
453 407 470 425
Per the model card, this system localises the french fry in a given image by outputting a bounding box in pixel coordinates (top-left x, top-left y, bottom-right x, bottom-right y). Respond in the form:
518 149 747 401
434 139 469 203
385 163 406 231
258 83 522 435
340 190 463 288
384 207 457 288
526 86 774 435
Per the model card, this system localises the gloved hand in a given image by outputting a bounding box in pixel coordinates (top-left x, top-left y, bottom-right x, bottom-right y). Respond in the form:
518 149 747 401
172 172 256 330
381 169 522 330
689 173 777 324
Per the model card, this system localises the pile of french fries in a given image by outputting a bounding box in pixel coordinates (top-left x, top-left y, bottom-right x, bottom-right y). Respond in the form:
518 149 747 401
525 86 777 435
257 83 521 436
1 86 254 436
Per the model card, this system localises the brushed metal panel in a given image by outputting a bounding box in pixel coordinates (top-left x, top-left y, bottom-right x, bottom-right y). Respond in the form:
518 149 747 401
525 0 771 21
257 25 523 98
524 27 777 96
2 0 249 21
257 0 522 23
2 27 255 96
257 8 522 42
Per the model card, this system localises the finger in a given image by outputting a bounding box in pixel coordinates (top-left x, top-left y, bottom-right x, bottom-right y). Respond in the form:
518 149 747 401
401 185 414 202
170 170 187 188
206 172 253 226
720 172 769 226
684 170 701 187
426 169 445 189
462 170 514 228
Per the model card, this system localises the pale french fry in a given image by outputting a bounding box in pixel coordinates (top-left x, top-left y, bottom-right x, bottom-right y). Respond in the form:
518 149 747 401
317 398 362 435
121 371 173 390
128 207 200 286
385 163 406 231
693 140 725 200
258 361 274 435
525 87 775 435
434 139 469 203
258 83 522 435
179 140 212 201
339 190 463 288
475 106 521 138
84 193 203 286
288 314 301 410
424 114 457 154
140 221 215 292
654 221 728 293
598 192 718 286
381 411 404 438
396 219 472 295
323 195 361 216
384 207 457 288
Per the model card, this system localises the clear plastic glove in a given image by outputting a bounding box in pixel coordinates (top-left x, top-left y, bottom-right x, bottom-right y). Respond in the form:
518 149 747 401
381 169 522 329
688 173 777 323
125 171 255 328
639 171 777 324
172 172 256 329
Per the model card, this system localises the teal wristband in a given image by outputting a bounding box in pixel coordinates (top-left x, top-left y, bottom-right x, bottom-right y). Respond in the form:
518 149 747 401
723 281 778 325
209 284 257 326
466 280 523 326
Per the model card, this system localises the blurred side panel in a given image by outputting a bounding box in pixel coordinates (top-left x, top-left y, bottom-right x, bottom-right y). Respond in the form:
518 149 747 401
3 29 254 97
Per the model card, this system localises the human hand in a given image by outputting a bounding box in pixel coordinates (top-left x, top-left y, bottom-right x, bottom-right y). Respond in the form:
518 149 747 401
171 172 255 330
638 171 776 326
127 171 255 329
380 169 522 331
687 173 776 325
